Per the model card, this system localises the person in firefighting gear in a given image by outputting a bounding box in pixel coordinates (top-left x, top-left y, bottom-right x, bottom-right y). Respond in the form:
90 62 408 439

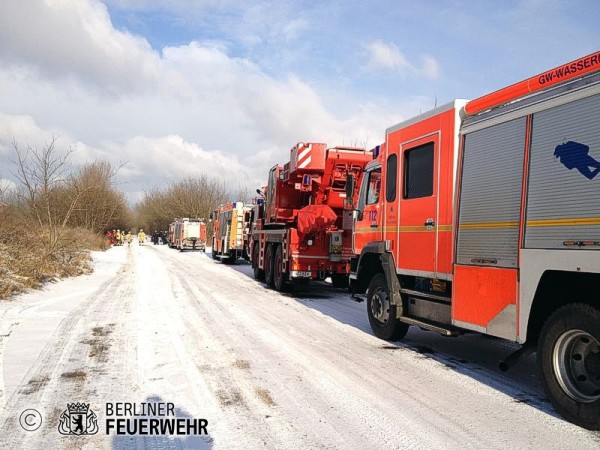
137 228 146 245
116 229 122 246
126 231 132 245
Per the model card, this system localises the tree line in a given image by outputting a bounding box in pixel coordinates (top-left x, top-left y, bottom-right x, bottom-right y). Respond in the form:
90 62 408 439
0 137 246 298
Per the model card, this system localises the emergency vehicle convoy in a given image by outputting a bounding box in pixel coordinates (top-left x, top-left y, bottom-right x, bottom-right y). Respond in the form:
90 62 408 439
345 51 600 430
168 218 206 251
210 201 252 263
249 142 371 291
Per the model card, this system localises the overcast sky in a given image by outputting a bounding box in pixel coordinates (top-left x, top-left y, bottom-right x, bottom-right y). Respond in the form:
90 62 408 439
1 0 598 202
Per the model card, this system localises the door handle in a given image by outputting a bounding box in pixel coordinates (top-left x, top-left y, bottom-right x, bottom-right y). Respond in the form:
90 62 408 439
424 219 435 227
370 223 378 229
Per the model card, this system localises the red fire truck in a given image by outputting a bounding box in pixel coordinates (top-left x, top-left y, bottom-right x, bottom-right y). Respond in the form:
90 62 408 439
169 218 206 251
349 51 600 429
210 201 252 264
250 142 371 291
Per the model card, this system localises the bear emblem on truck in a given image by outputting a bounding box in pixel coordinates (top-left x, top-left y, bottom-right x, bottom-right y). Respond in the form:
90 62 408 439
554 140 600 180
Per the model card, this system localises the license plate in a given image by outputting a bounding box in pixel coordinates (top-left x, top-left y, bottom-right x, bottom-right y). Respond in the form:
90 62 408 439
291 271 311 278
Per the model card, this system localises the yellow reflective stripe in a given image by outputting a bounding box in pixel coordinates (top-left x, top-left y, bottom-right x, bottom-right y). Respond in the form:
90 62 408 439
355 228 380 233
459 221 518 230
526 217 600 227
355 225 452 233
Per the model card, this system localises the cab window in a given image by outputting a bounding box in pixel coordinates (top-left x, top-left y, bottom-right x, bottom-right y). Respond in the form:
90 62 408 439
366 170 381 205
403 142 434 199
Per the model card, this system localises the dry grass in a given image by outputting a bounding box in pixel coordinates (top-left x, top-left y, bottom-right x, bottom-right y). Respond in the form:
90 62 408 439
0 217 108 299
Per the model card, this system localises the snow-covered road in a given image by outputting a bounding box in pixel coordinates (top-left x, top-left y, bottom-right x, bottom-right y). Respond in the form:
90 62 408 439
0 244 598 449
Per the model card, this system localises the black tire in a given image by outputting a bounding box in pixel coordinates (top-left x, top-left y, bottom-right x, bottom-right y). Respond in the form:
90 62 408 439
537 303 600 430
211 240 218 260
273 244 288 292
367 273 409 341
264 244 275 287
252 242 265 281
293 278 310 289
331 274 349 289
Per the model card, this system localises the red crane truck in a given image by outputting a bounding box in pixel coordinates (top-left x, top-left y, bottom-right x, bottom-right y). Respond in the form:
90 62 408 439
250 142 371 291
348 51 600 430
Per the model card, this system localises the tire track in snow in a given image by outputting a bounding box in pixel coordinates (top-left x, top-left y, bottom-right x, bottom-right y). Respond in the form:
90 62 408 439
154 246 600 449
149 246 313 449
157 249 455 449
0 248 136 449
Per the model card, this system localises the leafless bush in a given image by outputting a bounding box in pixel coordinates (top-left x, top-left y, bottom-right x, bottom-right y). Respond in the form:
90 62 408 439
135 176 230 234
0 137 127 299
68 160 130 233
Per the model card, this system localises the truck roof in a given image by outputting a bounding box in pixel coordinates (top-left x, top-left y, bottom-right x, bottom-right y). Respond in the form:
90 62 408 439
385 99 468 135
465 50 600 115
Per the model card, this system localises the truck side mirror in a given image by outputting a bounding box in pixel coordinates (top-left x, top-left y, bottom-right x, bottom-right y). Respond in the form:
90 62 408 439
357 211 363 221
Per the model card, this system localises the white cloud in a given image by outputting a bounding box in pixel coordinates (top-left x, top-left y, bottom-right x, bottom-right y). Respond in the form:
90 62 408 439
420 55 440 79
0 1 436 203
366 40 411 71
0 0 161 96
365 40 439 79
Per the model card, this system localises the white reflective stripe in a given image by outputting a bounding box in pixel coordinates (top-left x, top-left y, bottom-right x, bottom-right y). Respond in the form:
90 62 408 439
297 146 311 161
298 156 312 169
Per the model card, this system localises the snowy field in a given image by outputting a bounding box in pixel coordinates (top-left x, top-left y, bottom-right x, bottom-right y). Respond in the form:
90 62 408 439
0 243 598 449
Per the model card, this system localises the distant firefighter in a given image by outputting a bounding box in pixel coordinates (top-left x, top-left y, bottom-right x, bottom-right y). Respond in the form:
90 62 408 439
137 229 146 245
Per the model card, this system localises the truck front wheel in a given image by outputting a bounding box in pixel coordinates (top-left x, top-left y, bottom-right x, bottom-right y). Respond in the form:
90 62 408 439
538 303 600 430
367 273 409 341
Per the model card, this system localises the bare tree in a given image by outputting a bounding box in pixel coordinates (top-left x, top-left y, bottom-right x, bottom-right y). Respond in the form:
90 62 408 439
68 160 129 233
11 136 85 256
135 175 230 235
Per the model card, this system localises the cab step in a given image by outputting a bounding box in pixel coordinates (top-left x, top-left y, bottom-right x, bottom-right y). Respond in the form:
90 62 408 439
398 316 460 337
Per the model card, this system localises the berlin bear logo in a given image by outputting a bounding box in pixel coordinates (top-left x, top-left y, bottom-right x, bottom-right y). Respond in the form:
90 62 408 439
58 403 99 435
554 140 600 180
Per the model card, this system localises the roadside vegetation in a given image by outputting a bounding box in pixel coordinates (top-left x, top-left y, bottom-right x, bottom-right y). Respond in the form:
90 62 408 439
0 136 252 299
0 137 129 299
135 176 246 238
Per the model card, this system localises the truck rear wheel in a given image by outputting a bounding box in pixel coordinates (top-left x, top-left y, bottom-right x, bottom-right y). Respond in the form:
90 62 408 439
273 245 288 292
537 303 600 430
211 239 218 260
331 274 349 289
223 253 236 265
264 244 275 287
367 273 409 341
252 243 265 281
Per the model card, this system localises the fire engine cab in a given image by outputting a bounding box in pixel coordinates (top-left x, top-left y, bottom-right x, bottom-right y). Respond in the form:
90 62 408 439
349 51 600 430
